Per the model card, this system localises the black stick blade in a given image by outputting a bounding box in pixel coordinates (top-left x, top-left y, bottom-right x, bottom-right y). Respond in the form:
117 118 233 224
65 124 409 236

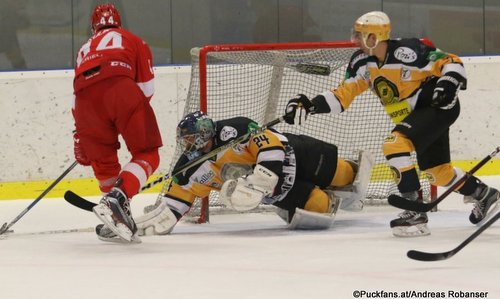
293 63 331 76
64 191 97 212
407 249 453 262
387 194 433 212
0 223 8 235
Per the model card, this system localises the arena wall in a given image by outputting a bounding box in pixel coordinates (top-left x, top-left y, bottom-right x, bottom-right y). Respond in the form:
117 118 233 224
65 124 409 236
0 57 498 199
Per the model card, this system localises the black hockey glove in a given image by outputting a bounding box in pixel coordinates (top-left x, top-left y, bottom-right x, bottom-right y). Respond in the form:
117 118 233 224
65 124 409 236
284 94 315 125
431 76 460 109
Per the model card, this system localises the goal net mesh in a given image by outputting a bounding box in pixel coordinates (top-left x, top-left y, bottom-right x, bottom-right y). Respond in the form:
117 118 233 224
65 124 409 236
159 42 434 222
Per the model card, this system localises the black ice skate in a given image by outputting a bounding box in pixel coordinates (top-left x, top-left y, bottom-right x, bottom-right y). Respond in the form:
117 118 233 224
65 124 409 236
390 191 430 237
93 187 141 243
95 223 141 244
466 183 500 225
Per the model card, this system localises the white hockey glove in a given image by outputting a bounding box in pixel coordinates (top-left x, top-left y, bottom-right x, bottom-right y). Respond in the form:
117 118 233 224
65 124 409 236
219 164 279 212
135 198 178 236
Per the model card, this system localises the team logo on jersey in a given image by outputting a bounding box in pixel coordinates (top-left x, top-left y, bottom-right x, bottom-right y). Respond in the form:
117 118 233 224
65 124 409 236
220 126 238 141
384 134 396 144
373 77 399 105
231 142 247 153
401 68 411 80
394 47 417 63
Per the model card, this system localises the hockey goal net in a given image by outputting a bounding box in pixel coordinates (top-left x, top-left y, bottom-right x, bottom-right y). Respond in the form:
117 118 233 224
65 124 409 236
163 41 436 223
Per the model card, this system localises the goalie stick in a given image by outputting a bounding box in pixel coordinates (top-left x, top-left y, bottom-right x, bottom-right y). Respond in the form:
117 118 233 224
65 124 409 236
64 114 290 212
407 210 500 261
0 160 78 235
388 146 500 212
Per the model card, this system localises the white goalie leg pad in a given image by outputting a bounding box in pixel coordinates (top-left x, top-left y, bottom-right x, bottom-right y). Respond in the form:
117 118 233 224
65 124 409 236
135 200 177 236
275 207 290 223
219 164 279 212
333 150 375 211
287 208 336 230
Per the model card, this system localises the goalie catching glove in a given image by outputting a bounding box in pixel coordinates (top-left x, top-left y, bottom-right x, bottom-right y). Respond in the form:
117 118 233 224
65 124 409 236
219 164 279 212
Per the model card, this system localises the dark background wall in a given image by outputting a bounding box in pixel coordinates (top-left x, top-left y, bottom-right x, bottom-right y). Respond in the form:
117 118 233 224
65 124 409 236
1 0 498 70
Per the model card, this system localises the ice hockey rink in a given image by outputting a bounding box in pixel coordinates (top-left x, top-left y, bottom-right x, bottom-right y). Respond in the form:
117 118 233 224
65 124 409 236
0 176 498 299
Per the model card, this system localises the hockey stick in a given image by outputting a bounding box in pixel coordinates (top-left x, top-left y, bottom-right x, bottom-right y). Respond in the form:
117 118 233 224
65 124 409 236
407 210 500 261
0 227 94 240
388 146 500 212
291 63 331 76
0 160 78 235
64 114 290 212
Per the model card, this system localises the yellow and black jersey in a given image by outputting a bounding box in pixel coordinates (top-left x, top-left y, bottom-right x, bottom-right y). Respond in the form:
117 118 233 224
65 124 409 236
163 117 297 218
314 38 467 123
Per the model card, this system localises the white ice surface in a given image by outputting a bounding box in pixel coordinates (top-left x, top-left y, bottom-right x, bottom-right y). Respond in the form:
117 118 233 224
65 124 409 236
0 177 499 299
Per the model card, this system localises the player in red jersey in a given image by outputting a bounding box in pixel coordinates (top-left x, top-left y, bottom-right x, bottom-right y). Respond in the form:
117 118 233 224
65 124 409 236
72 4 162 242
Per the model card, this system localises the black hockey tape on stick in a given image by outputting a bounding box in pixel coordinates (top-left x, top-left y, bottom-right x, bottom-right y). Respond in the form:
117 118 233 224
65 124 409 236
64 113 291 212
291 63 331 76
0 161 78 235
388 146 500 212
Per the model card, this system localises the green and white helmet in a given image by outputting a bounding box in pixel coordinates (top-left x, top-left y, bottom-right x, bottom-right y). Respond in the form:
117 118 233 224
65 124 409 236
176 111 216 160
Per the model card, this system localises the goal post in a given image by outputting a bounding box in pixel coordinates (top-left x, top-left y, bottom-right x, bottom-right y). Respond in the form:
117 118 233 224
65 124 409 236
166 41 436 223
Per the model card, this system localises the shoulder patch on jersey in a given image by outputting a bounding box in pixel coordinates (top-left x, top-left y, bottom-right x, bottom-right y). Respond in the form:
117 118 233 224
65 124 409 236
220 125 238 141
394 47 417 63
427 50 447 61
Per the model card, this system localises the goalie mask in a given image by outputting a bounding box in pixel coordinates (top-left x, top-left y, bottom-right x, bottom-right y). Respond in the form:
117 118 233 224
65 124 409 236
91 4 122 34
351 11 391 51
177 111 216 160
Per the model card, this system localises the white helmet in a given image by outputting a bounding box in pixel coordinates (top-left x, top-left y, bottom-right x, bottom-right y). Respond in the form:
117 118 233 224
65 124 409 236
352 11 391 49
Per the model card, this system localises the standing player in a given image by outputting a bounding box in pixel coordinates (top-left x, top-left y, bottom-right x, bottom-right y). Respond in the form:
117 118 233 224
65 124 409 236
284 11 499 237
72 4 162 242
97 111 373 240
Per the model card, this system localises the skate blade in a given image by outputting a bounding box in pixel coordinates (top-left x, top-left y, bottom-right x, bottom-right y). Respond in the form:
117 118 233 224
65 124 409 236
475 201 500 226
93 204 137 243
392 223 431 238
97 233 142 244
95 224 141 244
